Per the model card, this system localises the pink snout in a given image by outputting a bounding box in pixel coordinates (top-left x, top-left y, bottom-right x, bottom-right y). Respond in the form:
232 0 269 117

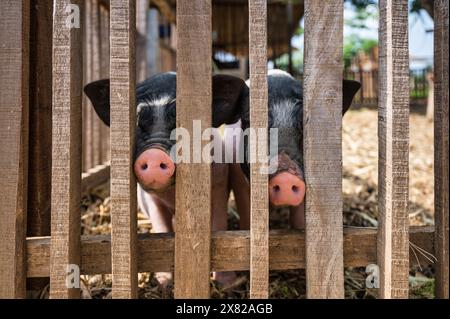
134 149 175 190
269 172 306 207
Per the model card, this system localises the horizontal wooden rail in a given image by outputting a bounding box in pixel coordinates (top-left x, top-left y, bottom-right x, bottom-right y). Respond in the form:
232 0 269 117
81 163 110 196
26 226 433 278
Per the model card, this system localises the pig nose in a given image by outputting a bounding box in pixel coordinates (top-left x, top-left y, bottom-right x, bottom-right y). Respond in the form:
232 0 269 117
134 149 175 190
269 172 305 207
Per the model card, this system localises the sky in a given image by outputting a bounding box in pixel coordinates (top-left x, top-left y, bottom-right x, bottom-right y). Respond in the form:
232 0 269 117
291 0 434 70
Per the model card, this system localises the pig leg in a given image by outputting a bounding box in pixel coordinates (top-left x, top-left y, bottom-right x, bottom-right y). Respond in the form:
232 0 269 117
211 163 238 286
138 185 174 288
229 163 250 230
289 202 305 229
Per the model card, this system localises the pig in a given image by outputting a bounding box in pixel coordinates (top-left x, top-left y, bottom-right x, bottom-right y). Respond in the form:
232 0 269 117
236 69 361 229
84 72 250 288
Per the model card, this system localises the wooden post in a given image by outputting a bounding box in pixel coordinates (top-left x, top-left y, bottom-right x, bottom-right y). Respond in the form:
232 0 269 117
377 0 410 299
0 0 29 299
91 0 102 166
26 0 53 295
434 0 449 300
100 5 110 164
110 0 137 299
50 0 83 299
248 0 269 299
136 0 149 82
303 0 345 299
175 0 212 299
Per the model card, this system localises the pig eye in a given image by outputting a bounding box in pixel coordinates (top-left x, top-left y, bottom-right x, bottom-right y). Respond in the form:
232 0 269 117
137 107 153 131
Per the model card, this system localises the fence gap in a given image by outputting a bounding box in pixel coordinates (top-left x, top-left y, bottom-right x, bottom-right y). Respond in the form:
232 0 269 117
248 0 269 299
0 0 29 299
110 0 137 299
303 0 345 299
434 0 449 300
49 0 83 299
377 0 410 299
175 0 212 299
100 4 111 164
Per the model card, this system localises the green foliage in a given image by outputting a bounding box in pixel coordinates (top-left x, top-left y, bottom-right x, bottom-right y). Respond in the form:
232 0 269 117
343 35 378 68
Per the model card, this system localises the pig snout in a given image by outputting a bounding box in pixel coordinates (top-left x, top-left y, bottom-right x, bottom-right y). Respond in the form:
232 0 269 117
134 148 175 190
269 172 305 207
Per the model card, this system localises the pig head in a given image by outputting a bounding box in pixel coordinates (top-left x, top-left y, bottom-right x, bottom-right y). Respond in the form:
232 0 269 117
239 69 361 209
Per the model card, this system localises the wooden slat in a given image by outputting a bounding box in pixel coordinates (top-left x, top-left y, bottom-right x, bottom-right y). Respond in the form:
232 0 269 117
27 0 53 238
248 0 269 299
136 0 149 82
50 0 83 299
26 227 435 278
91 0 102 166
377 0 410 299
175 0 212 299
110 0 137 299
0 0 29 299
100 5 111 164
434 0 449 300
303 0 344 298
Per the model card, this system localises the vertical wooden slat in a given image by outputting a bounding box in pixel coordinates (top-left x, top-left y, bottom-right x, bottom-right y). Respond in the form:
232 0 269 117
26 0 53 295
434 0 449 300
136 0 149 82
175 0 212 299
377 0 410 299
50 0 83 299
303 0 345 299
248 0 269 299
100 5 111 164
110 0 137 299
83 0 94 171
91 0 102 166
0 0 29 299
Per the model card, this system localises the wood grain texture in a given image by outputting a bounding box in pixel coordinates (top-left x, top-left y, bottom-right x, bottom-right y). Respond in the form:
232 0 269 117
303 0 344 299
100 5 111 164
136 0 149 82
434 0 449 300
175 0 212 299
91 0 103 167
110 0 137 299
0 0 29 299
248 0 269 299
26 227 434 277
377 0 410 299
50 0 83 299
27 0 53 238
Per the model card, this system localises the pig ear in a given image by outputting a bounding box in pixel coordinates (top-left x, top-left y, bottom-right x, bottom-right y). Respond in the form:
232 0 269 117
212 75 249 127
84 79 111 126
343 80 361 115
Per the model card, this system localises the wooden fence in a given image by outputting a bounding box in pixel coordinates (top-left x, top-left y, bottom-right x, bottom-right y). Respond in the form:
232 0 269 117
0 0 448 299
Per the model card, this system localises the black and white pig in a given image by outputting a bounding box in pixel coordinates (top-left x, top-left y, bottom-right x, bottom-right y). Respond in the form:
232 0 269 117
84 72 251 287
233 69 361 229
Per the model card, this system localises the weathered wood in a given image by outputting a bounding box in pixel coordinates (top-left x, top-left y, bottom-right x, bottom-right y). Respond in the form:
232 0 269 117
26 0 53 294
303 0 344 299
377 0 410 299
175 0 212 299
27 0 53 238
26 227 435 278
91 0 102 166
81 163 111 196
50 0 83 299
136 0 149 82
248 0 269 299
100 5 110 164
147 9 160 76
110 0 137 299
434 0 449 300
0 0 29 299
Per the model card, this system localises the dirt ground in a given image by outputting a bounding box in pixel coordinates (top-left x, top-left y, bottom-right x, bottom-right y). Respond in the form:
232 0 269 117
52 107 435 299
